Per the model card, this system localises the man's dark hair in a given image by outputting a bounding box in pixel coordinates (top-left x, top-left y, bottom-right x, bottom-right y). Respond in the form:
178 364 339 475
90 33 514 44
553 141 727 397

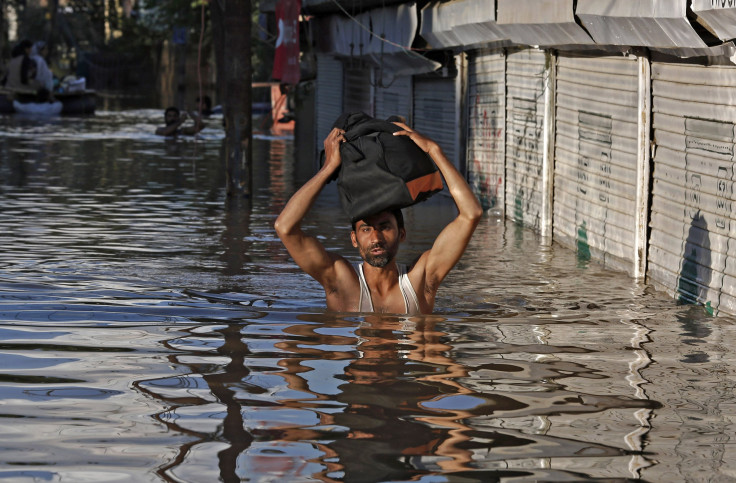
11 39 32 58
164 106 180 118
351 208 404 231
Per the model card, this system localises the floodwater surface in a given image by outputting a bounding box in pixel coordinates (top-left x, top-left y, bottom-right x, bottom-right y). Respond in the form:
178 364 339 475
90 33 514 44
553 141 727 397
0 109 735 482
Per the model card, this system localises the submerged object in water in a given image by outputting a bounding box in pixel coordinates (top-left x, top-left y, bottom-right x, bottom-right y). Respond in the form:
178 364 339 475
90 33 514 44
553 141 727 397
0 88 96 115
12 99 63 116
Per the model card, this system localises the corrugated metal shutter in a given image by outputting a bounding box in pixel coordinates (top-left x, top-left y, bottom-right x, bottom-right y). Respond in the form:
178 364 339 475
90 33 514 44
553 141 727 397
553 53 640 274
467 49 506 215
315 54 343 157
374 75 412 123
505 48 547 228
342 62 373 116
649 62 736 315
414 75 460 167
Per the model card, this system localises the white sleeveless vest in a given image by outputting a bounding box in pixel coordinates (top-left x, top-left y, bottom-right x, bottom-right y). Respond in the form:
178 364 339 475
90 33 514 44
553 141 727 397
354 262 421 314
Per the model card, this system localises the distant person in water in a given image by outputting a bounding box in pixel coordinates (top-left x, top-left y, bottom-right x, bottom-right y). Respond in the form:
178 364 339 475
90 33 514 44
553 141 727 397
196 95 223 117
274 123 483 315
195 95 213 116
155 106 205 136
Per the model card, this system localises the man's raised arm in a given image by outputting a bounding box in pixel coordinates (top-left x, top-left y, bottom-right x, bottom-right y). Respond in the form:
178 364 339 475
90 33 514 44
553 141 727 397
155 113 187 136
393 123 483 286
181 110 205 135
274 127 347 284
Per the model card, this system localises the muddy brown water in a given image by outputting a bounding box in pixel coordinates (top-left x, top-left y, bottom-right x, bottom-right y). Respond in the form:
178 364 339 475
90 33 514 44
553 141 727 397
0 109 733 482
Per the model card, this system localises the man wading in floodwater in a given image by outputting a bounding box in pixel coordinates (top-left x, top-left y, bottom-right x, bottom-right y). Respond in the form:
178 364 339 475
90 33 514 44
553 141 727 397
155 106 205 137
274 123 482 315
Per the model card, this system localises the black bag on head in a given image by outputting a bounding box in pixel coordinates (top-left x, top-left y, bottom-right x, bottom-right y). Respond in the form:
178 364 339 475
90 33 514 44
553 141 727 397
321 112 444 224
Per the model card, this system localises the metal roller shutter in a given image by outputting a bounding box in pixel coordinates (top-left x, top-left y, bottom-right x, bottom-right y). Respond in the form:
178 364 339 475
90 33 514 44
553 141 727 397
374 75 412 123
414 74 460 168
467 49 506 215
315 54 344 157
553 53 640 274
649 62 736 315
343 62 373 116
505 48 548 228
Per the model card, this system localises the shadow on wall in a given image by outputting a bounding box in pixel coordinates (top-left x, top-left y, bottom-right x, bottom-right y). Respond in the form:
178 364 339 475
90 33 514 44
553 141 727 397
677 211 712 309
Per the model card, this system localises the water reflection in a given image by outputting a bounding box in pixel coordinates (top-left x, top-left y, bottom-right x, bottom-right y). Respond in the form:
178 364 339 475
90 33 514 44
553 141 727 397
2 111 736 481
130 310 667 481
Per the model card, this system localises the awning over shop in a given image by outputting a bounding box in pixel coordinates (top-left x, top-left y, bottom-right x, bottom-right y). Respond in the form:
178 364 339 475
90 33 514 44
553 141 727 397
576 0 707 49
495 0 594 47
419 0 509 50
317 3 440 78
691 0 736 42
651 41 736 60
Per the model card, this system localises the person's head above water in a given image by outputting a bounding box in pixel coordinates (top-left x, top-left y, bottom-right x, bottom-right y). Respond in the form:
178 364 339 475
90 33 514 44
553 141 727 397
350 209 406 268
164 106 180 125
156 106 205 136
12 39 33 58
196 95 212 113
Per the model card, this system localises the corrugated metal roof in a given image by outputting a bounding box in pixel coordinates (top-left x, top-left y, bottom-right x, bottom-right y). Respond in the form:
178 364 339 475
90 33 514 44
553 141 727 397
419 0 509 50
691 0 736 42
651 41 736 60
308 0 735 60
496 0 594 46
576 0 707 48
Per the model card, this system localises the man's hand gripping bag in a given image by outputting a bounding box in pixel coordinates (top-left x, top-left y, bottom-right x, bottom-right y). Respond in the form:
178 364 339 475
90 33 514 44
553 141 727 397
325 112 444 223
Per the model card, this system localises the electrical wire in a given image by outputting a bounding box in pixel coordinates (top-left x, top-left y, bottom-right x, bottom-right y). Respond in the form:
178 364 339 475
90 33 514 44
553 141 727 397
329 0 429 52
